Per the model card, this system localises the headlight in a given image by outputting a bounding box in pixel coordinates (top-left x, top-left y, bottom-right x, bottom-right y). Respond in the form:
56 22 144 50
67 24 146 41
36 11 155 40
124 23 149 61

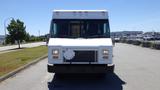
52 49 59 55
102 49 109 59
52 49 59 59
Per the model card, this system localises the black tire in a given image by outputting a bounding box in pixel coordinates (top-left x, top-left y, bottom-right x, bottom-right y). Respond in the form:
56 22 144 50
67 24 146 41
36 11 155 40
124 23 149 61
108 65 115 73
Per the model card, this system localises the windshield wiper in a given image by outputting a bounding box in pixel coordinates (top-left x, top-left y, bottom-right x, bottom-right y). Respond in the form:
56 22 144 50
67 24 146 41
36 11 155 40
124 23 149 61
86 35 107 38
57 35 79 38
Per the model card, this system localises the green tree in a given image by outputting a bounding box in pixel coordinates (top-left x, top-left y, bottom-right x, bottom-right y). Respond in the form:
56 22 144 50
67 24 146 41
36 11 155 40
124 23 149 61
25 32 30 42
7 19 26 49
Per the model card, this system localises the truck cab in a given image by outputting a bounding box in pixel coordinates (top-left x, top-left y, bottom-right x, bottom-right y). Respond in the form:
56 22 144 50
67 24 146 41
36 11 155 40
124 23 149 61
48 10 114 73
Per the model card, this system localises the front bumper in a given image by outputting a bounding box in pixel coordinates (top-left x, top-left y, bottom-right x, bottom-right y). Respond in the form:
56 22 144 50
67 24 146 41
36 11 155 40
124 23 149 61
48 64 114 73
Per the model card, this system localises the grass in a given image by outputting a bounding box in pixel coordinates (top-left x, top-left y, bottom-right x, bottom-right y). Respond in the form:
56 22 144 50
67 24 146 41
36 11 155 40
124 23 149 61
0 46 47 77
0 41 45 47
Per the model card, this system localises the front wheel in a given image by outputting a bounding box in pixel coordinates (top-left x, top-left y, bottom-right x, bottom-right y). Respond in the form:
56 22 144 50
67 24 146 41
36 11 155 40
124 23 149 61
107 64 115 73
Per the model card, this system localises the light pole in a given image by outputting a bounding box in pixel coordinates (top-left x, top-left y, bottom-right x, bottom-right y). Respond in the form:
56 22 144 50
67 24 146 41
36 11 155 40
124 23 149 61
152 30 156 45
38 30 40 37
4 17 14 45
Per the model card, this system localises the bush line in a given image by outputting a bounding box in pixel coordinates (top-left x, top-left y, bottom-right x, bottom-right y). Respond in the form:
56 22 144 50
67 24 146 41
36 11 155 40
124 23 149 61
118 40 160 50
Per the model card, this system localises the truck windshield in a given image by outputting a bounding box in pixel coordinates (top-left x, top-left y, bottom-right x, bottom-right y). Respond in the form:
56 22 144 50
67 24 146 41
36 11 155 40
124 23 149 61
50 19 110 38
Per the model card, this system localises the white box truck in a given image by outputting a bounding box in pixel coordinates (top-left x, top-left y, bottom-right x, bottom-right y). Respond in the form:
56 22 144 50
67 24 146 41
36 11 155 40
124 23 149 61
48 10 114 73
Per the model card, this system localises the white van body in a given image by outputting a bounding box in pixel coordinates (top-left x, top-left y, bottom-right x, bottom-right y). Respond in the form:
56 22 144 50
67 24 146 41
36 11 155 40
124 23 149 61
48 10 114 73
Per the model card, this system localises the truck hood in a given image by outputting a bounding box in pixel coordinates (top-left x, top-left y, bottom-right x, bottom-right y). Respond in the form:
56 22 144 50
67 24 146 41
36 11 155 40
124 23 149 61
48 38 113 47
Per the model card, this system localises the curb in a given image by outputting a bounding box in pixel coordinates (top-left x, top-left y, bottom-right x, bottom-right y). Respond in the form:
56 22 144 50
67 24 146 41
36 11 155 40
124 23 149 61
0 54 48 83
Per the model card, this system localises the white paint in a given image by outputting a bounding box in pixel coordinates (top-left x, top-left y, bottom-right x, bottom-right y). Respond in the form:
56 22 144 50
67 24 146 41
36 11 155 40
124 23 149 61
54 10 108 12
48 10 113 66
48 38 113 64
52 10 108 19
48 38 112 47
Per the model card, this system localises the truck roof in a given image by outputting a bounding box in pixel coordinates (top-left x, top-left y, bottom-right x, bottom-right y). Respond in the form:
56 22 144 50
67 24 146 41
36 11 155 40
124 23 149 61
53 10 108 12
52 10 108 19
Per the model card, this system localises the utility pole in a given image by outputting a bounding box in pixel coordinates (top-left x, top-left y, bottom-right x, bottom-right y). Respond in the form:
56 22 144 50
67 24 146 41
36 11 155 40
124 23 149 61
38 30 40 37
152 30 156 44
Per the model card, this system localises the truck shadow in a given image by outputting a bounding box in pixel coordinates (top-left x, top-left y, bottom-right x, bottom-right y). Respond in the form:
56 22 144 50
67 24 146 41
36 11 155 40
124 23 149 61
48 73 126 90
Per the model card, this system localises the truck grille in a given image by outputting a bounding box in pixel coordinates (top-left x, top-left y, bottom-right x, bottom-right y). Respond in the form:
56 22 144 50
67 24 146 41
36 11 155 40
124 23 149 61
65 51 98 62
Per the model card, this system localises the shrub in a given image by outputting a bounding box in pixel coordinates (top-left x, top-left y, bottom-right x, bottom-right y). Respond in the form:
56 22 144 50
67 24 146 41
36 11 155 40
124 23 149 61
120 39 127 43
126 40 133 44
132 40 142 45
152 43 160 50
141 41 152 48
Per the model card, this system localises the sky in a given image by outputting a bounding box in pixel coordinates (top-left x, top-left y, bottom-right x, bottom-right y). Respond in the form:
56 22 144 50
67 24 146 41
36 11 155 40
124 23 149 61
0 0 160 36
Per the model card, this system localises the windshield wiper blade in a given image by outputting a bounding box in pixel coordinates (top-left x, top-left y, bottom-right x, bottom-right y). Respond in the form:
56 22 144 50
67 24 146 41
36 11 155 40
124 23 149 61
87 35 106 38
58 35 79 38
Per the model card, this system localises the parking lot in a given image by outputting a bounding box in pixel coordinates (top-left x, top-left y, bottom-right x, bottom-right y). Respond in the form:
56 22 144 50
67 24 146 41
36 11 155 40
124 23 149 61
0 43 160 90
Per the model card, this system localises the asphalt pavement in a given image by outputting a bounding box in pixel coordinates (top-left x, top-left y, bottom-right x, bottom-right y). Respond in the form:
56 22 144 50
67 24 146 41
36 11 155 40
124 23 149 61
0 43 160 90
